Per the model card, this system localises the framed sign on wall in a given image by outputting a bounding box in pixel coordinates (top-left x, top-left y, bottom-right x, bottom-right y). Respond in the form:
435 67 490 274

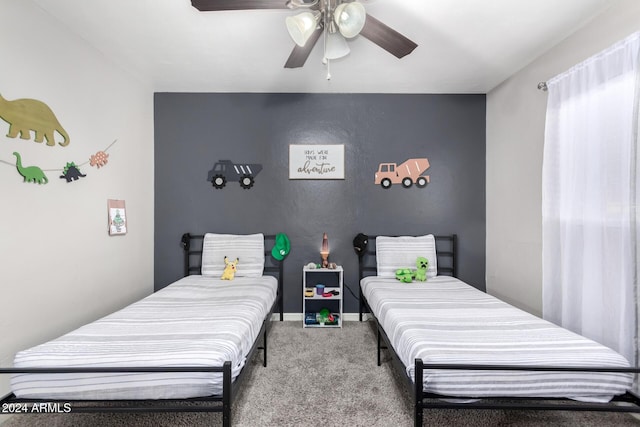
107 199 127 235
289 144 345 180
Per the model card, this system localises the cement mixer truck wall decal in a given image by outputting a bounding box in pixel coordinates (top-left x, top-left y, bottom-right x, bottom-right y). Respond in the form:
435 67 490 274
374 158 430 189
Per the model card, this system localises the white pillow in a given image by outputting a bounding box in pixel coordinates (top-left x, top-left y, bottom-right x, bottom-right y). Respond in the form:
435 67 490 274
376 235 437 278
201 233 265 278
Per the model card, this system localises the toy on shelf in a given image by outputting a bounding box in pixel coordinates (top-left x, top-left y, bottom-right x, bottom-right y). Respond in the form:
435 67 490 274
305 312 318 325
317 308 335 325
318 308 339 325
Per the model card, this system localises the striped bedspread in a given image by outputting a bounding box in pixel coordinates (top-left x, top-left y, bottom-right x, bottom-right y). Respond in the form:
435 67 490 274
12 275 277 400
361 276 633 402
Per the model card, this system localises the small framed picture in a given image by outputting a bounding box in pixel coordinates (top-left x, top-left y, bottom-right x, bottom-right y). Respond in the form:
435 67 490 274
107 199 127 235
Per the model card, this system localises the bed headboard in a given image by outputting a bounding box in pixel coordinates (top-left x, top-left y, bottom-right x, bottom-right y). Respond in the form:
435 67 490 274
180 233 284 321
356 234 457 281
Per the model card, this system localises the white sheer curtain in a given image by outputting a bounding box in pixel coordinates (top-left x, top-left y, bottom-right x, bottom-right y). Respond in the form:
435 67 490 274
542 32 640 365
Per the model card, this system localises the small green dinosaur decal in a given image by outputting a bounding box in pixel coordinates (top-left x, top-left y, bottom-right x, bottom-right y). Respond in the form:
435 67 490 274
13 151 48 184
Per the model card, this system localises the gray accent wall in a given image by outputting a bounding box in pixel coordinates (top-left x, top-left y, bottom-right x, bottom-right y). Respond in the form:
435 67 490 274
154 93 485 313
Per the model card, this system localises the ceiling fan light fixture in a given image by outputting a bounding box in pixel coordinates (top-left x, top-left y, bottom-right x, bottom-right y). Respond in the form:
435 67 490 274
286 11 321 47
333 1 366 39
325 32 350 60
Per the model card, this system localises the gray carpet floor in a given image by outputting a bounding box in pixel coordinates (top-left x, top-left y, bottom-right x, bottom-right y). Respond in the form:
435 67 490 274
3 320 640 426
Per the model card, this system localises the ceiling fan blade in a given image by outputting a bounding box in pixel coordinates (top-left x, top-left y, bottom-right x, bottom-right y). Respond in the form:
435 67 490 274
191 0 289 11
359 14 417 59
284 27 323 68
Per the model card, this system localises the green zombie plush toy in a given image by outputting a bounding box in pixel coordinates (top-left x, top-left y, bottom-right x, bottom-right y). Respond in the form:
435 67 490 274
395 268 414 283
395 257 429 283
414 256 429 281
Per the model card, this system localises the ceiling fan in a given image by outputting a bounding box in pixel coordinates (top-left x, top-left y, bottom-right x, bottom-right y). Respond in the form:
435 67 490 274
190 0 418 71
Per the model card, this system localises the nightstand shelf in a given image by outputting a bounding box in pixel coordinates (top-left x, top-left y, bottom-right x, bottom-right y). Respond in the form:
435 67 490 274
302 266 343 328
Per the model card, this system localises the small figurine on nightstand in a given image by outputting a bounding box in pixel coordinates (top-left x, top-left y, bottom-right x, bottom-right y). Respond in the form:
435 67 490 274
320 232 330 268
317 308 335 325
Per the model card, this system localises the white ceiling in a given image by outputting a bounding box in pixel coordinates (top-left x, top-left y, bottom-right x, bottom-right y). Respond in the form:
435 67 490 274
31 0 615 93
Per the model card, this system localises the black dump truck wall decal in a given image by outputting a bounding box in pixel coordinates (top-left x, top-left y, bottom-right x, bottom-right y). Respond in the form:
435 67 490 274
207 160 263 190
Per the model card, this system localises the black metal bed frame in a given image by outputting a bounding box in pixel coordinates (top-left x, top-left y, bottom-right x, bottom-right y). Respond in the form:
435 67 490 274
0 232 285 427
356 234 640 427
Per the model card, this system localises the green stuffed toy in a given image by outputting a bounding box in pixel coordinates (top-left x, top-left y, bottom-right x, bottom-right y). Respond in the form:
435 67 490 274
395 257 429 283
395 268 414 283
414 256 429 281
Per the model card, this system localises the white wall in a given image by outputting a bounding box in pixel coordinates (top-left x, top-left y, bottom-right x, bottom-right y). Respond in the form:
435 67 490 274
0 0 154 416
486 0 640 316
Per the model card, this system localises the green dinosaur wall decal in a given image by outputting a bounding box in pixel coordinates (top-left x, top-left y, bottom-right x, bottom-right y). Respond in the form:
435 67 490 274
13 151 48 184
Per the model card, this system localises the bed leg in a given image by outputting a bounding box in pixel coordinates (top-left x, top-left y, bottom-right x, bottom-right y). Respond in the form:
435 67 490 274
223 361 232 427
377 328 382 366
263 325 268 367
414 359 424 427
278 261 284 321
0 392 15 404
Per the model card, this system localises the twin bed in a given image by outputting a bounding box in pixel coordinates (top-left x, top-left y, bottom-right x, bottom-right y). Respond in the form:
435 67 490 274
357 234 640 426
1 232 284 427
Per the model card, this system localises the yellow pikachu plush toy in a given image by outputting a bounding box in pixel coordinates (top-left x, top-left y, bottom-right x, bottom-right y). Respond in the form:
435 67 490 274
221 256 239 280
